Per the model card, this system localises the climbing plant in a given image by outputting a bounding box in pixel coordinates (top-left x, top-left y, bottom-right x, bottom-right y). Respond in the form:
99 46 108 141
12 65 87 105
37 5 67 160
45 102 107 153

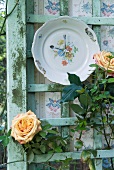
61 51 114 169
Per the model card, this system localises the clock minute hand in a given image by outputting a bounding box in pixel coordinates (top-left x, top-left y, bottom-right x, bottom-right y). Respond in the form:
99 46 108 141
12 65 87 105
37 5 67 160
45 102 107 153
63 35 66 49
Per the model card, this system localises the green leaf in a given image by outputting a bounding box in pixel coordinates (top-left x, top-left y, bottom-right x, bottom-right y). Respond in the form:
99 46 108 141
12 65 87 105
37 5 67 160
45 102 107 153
2 136 9 147
48 150 54 154
79 93 92 109
47 129 58 134
74 46 78 53
88 159 96 170
35 136 42 142
27 150 34 164
31 143 40 148
90 150 97 158
75 125 87 131
71 104 85 115
0 135 6 141
48 142 55 149
7 129 11 137
76 88 85 94
40 145 46 153
54 147 62 153
24 143 31 150
106 83 114 97
39 131 46 138
60 139 67 146
68 73 81 85
102 79 107 84
107 55 114 59
75 140 83 149
61 84 82 103
32 149 42 155
81 150 91 162
107 78 114 83
89 64 98 68
102 116 107 123
42 124 52 130
81 120 87 126
90 85 98 93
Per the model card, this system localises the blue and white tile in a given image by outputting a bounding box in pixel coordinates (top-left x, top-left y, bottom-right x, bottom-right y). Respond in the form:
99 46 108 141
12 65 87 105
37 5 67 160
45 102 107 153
69 0 92 17
44 0 60 16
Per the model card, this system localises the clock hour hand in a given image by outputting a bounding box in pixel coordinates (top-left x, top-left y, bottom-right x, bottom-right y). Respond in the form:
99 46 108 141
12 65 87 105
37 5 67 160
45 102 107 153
50 45 65 57
50 45 64 51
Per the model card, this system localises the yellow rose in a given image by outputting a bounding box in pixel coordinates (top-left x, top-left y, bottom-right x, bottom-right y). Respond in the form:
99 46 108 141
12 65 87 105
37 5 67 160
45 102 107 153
93 51 114 72
11 110 42 144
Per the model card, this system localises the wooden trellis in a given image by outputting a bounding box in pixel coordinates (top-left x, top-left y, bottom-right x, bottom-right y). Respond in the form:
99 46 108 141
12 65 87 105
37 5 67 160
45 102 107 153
7 0 114 170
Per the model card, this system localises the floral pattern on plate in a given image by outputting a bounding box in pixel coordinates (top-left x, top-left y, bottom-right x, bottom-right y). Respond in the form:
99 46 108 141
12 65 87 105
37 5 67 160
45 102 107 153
50 34 78 66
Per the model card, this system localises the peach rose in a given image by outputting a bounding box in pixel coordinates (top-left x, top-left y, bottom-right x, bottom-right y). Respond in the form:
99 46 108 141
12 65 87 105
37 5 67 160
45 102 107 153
93 51 114 72
11 110 42 144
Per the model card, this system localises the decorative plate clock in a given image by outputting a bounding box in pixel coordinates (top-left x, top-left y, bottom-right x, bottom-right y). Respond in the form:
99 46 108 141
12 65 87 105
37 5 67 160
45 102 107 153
32 16 100 85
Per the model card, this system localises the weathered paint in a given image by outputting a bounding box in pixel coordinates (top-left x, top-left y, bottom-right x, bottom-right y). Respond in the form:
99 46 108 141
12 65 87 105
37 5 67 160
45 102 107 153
26 0 39 169
26 0 35 114
12 48 26 80
32 150 114 164
7 0 27 169
60 0 68 16
61 94 70 170
28 84 64 92
27 14 114 25
41 117 77 126
59 2 70 169
92 0 102 170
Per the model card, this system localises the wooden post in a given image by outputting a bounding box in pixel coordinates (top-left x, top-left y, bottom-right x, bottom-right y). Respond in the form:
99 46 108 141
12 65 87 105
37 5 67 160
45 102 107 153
6 0 27 169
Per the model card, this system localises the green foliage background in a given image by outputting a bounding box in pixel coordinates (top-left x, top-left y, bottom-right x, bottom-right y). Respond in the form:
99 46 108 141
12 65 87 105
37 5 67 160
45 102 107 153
0 0 7 166
0 0 6 109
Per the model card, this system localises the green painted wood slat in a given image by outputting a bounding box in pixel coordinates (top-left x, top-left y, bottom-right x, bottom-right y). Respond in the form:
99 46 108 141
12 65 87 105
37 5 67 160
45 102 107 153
27 14 114 25
60 0 68 16
41 118 77 126
41 118 114 126
28 84 64 92
27 1 36 113
92 0 102 169
26 0 42 170
32 150 114 164
60 2 70 169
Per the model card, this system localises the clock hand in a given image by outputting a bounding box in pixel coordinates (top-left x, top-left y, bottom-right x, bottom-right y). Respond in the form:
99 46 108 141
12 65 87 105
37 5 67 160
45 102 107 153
63 35 66 49
50 45 64 51
50 45 65 57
